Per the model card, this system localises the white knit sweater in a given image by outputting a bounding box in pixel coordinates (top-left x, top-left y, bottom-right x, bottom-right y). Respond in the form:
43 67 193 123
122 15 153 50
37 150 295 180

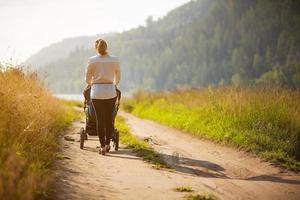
85 54 121 99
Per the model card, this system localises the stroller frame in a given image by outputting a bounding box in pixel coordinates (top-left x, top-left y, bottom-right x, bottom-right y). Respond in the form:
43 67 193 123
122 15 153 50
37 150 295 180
80 86 121 151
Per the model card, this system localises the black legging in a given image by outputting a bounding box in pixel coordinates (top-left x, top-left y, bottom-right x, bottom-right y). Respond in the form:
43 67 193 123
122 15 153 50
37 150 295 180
92 97 116 147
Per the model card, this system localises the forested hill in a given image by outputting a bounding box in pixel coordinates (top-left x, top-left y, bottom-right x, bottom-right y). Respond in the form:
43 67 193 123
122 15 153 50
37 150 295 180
30 0 300 93
26 36 96 68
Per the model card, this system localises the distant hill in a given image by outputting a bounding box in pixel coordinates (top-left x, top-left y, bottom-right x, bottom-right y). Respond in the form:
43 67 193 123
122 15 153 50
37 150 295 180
25 36 97 68
30 0 300 93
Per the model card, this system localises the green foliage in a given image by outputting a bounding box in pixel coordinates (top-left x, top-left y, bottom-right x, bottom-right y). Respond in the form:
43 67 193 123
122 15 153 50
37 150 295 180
174 185 194 192
256 66 286 85
185 193 219 200
60 99 83 108
123 87 300 171
231 73 241 87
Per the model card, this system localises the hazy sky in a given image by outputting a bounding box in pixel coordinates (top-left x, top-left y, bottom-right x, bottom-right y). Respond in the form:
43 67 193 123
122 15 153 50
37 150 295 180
0 0 190 62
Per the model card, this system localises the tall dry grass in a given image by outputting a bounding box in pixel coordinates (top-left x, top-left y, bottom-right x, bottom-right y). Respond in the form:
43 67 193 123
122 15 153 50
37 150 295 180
123 87 300 171
0 65 77 200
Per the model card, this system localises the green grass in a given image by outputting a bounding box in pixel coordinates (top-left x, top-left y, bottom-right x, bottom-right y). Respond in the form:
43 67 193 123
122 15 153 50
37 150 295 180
122 87 300 171
185 193 219 200
115 116 170 169
174 185 194 192
59 99 84 122
60 99 83 108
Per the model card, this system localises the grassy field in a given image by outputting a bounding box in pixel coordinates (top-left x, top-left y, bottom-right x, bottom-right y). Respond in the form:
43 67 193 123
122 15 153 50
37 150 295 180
0 66 79 200
60 99 83 108
122 87 300 171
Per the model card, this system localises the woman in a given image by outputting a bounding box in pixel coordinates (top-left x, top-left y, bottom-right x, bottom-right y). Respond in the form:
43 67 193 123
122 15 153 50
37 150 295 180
85 38 121 155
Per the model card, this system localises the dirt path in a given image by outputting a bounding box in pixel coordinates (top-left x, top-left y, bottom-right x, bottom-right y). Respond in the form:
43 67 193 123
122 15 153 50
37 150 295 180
120 112 300 200
55 119 210 200
54 112 300 200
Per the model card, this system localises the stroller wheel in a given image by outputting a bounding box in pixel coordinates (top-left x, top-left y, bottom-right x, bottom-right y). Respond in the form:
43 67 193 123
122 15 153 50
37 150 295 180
80 128 85 149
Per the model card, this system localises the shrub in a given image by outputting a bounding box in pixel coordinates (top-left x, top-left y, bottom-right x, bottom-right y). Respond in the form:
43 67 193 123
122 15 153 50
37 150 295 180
0 66 77 199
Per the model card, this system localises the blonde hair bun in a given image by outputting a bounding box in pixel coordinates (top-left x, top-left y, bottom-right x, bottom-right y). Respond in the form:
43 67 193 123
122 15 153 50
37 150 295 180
95 39 108 55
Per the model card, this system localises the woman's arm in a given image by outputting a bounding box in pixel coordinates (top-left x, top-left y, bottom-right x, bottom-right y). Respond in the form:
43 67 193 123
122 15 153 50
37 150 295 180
85 63 93 86
114 62 121 85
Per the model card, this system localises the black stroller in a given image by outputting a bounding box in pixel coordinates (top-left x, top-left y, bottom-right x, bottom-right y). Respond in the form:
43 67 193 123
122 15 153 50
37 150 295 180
79 86 121 151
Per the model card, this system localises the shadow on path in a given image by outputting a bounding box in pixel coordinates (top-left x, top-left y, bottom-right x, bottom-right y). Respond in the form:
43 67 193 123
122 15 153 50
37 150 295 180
82 145 300 185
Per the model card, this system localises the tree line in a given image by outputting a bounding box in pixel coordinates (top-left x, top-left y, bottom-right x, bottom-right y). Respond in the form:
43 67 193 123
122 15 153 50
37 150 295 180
39 0 300 93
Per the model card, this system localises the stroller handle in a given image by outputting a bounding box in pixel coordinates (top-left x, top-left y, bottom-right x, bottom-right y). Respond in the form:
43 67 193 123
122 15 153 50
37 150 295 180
115 87 121 112
116 87 121 101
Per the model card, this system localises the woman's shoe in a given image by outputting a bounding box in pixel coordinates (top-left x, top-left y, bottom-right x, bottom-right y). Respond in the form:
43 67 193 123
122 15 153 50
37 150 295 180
105 145 111 153
99 147 106 155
